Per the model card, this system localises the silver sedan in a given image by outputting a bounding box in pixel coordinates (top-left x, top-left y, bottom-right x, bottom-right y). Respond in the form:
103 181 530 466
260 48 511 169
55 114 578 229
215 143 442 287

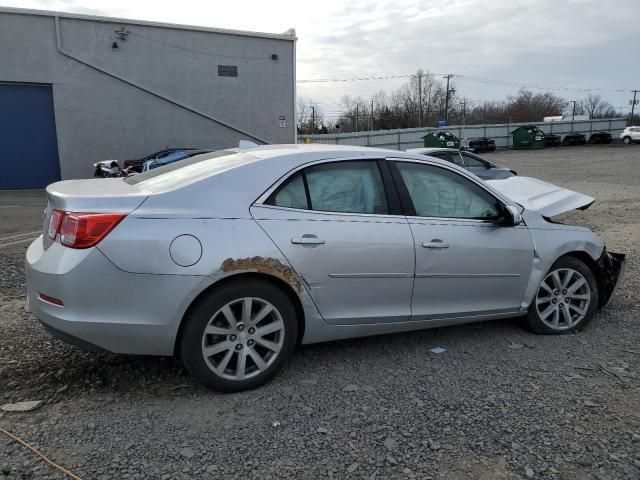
26 145 625 391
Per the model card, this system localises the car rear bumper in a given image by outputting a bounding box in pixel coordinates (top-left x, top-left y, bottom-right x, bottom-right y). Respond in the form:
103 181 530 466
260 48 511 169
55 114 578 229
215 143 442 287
26 236 207 355
595 249 626 308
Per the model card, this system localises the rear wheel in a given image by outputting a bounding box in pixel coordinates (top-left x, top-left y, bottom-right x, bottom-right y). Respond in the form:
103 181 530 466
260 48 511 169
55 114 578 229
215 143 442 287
623 136 632 145
180 280 298 392
525 257 598 334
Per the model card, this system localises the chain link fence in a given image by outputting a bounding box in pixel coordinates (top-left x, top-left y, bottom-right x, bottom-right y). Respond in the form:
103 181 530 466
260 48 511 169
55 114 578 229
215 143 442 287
298 118 628 150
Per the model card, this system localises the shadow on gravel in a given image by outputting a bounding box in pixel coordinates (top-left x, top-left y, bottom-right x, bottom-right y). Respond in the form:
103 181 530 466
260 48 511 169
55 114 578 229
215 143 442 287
2 313 536 399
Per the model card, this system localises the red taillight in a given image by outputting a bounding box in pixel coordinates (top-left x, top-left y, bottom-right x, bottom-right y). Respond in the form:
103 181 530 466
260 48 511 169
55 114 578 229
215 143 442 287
47 210 64 239
49 210 125 249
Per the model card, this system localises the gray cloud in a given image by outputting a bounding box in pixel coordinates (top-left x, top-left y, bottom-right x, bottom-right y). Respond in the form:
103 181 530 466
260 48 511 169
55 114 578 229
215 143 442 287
4 0 637 109
297 0 639 109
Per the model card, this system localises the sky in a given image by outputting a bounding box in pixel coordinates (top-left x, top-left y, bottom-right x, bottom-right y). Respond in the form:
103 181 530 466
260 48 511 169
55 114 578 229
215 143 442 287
2 0 638 116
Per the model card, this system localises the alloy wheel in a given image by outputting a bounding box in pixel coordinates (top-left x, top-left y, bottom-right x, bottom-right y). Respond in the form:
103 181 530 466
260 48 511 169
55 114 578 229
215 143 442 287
535 268 591 331
201 297 285 380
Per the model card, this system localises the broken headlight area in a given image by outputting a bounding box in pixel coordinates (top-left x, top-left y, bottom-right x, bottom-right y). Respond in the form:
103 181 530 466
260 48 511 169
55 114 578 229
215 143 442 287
595 249 626 308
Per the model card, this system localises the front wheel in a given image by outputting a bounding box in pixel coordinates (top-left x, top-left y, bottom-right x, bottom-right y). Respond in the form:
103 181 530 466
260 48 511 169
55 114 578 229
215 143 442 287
525 257 598 334
180 280 298 392
622 136 632 145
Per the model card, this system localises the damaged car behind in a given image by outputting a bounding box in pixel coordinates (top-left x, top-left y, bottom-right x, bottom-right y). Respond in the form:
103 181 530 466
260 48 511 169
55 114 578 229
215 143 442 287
26 145 626 392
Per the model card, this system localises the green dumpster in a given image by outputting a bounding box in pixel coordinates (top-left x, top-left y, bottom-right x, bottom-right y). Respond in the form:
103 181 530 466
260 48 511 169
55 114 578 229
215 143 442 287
422 131 460 149
511 125 546 150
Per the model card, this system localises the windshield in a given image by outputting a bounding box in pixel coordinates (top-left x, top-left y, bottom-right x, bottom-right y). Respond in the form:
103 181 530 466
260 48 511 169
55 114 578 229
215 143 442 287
124 149 256 189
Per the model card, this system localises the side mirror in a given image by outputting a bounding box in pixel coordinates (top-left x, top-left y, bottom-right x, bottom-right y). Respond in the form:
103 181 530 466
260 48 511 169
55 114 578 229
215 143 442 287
504 205 522 226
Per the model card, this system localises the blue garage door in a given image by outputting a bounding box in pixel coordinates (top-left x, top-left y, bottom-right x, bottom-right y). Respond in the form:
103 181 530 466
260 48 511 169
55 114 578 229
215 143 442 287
0 83 60 189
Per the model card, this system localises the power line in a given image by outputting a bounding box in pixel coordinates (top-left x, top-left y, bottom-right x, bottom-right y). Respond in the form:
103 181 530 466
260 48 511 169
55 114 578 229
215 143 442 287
297 71 629 93
297 73 444 84
456 74 627 93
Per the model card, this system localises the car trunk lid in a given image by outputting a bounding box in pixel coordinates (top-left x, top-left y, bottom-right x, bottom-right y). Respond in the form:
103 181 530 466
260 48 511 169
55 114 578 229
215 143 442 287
486 176 595 217
43 179 150 249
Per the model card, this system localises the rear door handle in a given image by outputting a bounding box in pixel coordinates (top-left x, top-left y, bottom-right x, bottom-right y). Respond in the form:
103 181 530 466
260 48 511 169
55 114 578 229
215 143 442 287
291 236 325 245
422 240 449 249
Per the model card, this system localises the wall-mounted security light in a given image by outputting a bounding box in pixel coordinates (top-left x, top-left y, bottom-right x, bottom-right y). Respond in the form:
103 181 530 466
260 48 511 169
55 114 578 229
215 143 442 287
115 25 130 40
112 41 119 50
271 54 278 61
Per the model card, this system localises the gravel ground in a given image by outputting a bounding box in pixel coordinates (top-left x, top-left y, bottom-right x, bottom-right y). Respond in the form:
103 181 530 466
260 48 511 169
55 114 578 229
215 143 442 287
1 145 639 479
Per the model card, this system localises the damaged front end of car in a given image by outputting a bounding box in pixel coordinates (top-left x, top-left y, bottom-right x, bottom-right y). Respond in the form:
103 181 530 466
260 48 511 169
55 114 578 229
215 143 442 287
488 176 627 309
595 249 626 308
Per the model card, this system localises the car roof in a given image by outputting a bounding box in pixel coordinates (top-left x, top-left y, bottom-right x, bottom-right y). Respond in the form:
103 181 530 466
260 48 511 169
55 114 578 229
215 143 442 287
242 143 410 159
238 144 467 171
130 143 454 191
127 143 513 218
405 147 458 155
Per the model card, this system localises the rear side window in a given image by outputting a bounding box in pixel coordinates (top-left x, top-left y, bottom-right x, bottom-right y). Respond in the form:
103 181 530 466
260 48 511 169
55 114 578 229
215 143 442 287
266 160 388 215
269 172 308 209
124 150 249 187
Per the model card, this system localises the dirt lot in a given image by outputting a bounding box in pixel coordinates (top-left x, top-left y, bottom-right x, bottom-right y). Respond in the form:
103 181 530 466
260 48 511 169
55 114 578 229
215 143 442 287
1 145 639 479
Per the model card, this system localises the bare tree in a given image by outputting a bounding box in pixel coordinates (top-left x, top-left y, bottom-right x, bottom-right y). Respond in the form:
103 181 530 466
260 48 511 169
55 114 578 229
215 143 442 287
331 71 457 132
296 98 325 134
580 94 616 119
505 89 567 122
307 78 622 134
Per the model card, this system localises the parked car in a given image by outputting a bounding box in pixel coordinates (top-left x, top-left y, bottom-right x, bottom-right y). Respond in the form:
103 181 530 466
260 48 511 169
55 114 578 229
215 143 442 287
27 145 625 392
142 149 212 171
461 137 496 153
123 148 202 173
620 126 640 145
588 131 612 144
562 133 587 146
93 160 128 178
406 147 516 180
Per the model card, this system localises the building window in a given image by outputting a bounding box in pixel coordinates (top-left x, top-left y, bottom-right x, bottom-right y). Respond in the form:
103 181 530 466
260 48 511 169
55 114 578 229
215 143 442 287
218 65 238 77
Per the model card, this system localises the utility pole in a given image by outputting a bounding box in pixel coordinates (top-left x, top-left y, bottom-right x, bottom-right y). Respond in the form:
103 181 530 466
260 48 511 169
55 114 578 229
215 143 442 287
426 86 432 127
418 73 423 128
355 103 359 133
631 90 639 125
370 99 374 131
311 105 315 135
444 74 455 125
461 99 467 126
570 100 576 132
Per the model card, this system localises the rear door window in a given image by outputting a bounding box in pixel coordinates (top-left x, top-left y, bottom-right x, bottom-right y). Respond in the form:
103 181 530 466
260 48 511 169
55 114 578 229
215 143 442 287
266 160 389 215
305 161 388 214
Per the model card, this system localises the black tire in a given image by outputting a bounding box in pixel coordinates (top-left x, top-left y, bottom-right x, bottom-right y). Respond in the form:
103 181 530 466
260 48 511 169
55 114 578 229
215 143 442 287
180 279 298 392
524 256 598 335
622 136 632 145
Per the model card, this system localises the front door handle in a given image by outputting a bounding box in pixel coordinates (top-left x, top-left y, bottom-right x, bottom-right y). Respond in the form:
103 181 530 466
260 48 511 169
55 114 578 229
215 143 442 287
422 240 449 249
291 236 325 245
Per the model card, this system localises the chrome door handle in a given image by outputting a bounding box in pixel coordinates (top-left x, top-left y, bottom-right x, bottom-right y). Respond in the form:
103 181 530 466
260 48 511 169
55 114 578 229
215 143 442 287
422 240 449 249
291 236 325 245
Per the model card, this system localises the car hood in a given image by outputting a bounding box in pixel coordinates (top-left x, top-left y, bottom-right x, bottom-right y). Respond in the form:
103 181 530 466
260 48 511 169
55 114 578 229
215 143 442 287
486 176 595 216
474 167 514 180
